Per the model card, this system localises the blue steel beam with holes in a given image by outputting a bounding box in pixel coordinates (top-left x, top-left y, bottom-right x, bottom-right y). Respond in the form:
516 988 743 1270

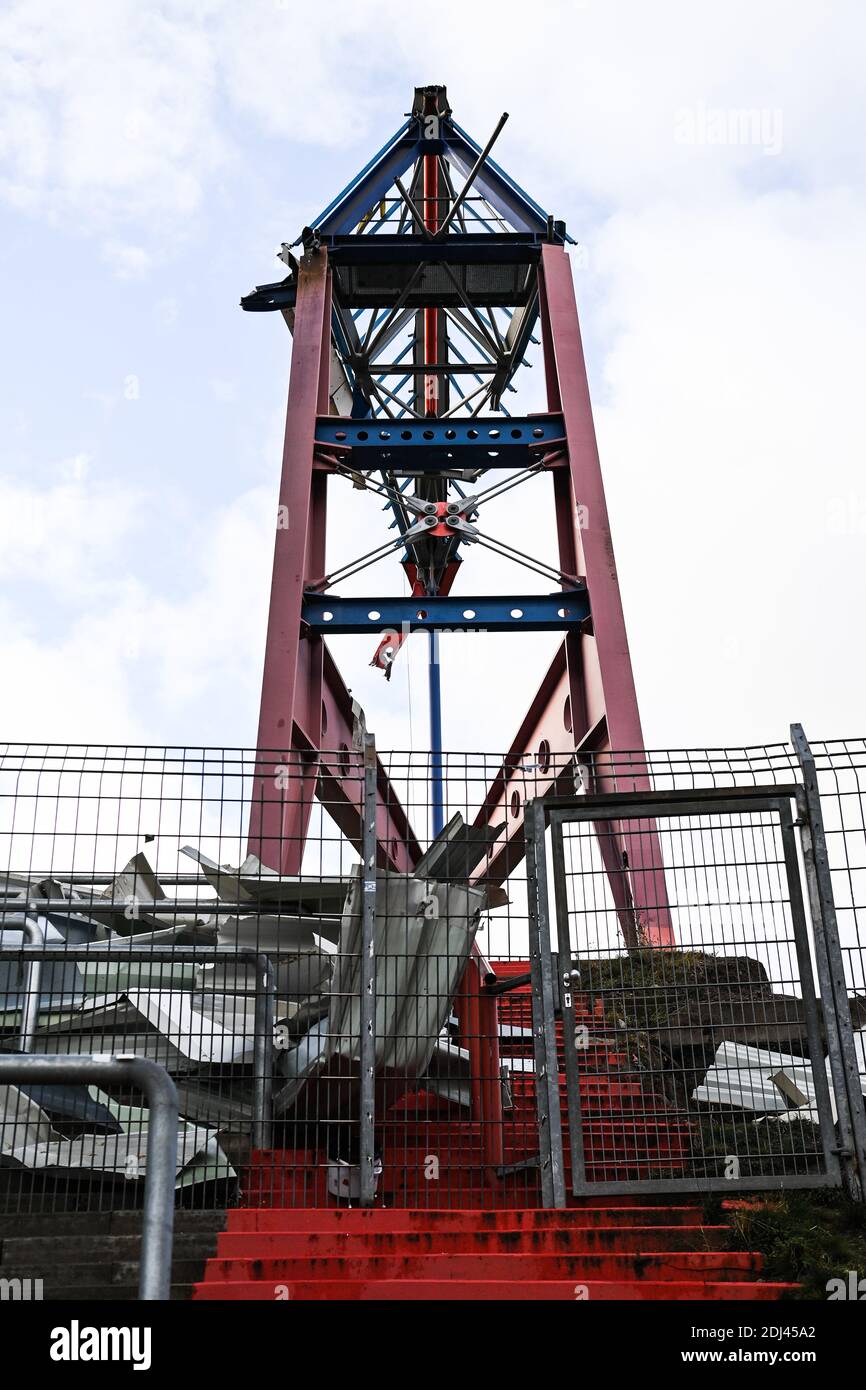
315 413 565 468
302 590 589 634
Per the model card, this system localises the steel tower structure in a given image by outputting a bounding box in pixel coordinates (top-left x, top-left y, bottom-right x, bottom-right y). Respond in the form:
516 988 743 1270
243 85 671 947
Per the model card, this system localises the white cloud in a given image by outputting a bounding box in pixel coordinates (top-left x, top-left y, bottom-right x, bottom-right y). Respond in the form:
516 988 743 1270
103 242 152 279
0 475 272 744
590 188 866 744
0 0 227 236
0 470 141 598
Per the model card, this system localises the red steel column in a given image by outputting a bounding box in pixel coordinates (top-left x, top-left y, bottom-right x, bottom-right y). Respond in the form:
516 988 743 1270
540 244 673 944
248 249 331 873
423 153 439 416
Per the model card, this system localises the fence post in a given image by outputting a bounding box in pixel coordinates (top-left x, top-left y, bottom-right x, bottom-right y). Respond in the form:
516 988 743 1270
359 732 378 1205
252 952 276 1152
792 722 866 1199
525 799 567 1208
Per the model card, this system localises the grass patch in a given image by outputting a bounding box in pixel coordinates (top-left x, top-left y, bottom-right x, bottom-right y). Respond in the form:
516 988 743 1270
712 1189 866 1299
575 947 771 1033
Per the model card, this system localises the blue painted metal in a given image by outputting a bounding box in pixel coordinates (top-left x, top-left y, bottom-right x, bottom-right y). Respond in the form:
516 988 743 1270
315 413 565 467
445 120 576 244
443 122 551 236
302 590 589 634
241 278 296 312
303 122 416 238
428 629 445 837
321 231 543 266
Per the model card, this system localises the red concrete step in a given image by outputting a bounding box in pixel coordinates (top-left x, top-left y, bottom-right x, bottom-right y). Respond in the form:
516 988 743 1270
193 1277 795 1302
226 1205 706 1231
201 1251 762 1283
214 1224 730 1258
193 1200 794 1301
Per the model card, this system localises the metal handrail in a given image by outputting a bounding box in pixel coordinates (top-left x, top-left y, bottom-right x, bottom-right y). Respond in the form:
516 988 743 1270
0 1053 178 1300
0 908 44 1051
0 941 275 1148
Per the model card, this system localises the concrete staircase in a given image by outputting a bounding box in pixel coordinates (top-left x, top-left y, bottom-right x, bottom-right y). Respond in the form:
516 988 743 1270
193 962 795 1301
192 1205 795 1300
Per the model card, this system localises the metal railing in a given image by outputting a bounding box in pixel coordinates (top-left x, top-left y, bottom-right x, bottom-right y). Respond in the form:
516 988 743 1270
0 1055 177 1298
0 912 44 1051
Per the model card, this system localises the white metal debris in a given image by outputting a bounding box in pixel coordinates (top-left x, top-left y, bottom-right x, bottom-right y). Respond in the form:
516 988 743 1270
691 1039 856 1123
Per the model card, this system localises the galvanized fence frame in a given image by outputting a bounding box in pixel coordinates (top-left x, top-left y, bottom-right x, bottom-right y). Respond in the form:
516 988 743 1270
526 772 866 1204
0 1055 178 1299
791 727 866 1196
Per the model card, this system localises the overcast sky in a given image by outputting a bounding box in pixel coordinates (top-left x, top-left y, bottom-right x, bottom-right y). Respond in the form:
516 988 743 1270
1 0 864 758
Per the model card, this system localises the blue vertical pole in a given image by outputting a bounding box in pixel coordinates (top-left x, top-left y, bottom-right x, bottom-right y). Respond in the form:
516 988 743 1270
428 629 445 837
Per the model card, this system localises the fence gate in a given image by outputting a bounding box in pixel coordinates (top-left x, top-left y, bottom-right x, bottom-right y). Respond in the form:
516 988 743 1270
526 786 860 1203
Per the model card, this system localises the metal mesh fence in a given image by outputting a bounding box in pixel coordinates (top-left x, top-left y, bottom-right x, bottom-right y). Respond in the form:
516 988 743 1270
809 740 866 1007
0 745 363 1213
545 791 839 1195
0 735 864 1213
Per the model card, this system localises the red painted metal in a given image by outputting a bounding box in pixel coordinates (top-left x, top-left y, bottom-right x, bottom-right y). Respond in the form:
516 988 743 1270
247 248 425 876
423 143 440 415
470 249 673 944
248 250 331 873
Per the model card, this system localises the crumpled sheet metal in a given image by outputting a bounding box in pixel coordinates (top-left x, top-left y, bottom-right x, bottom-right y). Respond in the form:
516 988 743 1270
691 1039 859 1124
198 948 332 1005
332 869 483 1077
275 869 482 1120
1 842 490 1183
0 1082 233 1183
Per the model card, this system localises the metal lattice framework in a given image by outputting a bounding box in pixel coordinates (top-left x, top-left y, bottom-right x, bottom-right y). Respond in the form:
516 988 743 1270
242 84 671 947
